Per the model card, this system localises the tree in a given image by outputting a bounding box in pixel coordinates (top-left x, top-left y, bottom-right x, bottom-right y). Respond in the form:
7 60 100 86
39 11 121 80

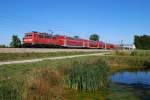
74 36 79 39
10 35 22 48
0 44 6 48
134 35 150 50
89 34 100 41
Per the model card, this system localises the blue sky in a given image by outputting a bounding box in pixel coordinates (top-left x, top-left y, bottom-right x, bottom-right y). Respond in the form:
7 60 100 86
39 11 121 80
0 0 150 45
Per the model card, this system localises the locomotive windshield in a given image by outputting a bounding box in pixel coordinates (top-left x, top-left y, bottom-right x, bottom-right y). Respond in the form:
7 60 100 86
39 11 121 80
25 33 32 38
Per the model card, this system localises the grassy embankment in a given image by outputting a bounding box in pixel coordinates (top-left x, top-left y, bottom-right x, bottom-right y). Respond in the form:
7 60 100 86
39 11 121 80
0 51 102 61
0 50 150 99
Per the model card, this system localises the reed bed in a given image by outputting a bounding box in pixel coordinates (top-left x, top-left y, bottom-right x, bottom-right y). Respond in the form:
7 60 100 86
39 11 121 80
68 59 109 91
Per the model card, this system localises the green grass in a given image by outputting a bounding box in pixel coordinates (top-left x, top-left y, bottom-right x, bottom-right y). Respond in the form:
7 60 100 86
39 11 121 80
105 55 150 71
131 50 150 56
112 50 150 57
0 56 101 77
106 84 150 100
0 51 101 61
0 56 109 100
0 50 150 100
107 50 150 71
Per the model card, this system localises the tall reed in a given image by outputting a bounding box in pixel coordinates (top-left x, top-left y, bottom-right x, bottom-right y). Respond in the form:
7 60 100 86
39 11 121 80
68 59 109 91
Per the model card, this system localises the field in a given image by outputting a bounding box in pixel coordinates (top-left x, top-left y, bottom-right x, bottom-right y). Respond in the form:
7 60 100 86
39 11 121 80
0 50 150 99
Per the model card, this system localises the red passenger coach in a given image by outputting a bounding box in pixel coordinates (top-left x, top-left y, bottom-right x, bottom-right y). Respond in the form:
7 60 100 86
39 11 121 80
23 31 117 49
65 37 84 47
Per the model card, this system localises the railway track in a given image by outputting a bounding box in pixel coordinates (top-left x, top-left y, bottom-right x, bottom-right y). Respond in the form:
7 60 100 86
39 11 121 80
0 48 110 53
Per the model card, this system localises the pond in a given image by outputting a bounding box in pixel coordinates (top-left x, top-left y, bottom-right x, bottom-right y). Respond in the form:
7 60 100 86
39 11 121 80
111 70 150 88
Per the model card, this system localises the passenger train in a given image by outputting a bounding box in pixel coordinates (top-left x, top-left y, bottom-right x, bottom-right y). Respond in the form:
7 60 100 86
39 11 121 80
23 31 117 49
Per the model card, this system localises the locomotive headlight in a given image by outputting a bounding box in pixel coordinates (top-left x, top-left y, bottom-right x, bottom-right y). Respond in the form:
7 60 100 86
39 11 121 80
28 39 32 41
24 39 32 42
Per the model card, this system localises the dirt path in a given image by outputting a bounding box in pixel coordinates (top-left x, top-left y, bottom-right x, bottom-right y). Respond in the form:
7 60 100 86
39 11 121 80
0 52 108 66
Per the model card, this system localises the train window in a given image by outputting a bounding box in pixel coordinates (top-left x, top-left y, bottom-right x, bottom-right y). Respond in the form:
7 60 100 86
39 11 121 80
45 35 52 39
25 34 32 37
45 36 49 38
38 35 44 38
68 37 75 40
53 37 56 40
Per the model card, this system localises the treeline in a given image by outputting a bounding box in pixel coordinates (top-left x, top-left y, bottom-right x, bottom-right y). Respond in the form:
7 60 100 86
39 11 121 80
134 35 150 50
0 45 7 48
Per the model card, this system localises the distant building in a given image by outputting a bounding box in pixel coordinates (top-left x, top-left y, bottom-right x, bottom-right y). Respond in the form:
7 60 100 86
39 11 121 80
120 44 136 50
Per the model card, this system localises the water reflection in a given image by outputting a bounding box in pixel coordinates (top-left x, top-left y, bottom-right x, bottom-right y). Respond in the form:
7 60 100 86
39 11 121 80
111 70 150 88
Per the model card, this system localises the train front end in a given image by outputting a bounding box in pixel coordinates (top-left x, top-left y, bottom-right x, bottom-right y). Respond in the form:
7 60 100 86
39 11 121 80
23 32 40 47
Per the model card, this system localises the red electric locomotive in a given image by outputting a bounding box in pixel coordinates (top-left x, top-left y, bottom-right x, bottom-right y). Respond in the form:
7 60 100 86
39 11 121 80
23 31 65 47
23 31 116 49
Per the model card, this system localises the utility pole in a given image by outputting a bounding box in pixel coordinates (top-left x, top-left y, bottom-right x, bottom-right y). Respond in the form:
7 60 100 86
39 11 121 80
121 40 123 50
48 30 53 35
105 42 107 51
63 32 67 47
